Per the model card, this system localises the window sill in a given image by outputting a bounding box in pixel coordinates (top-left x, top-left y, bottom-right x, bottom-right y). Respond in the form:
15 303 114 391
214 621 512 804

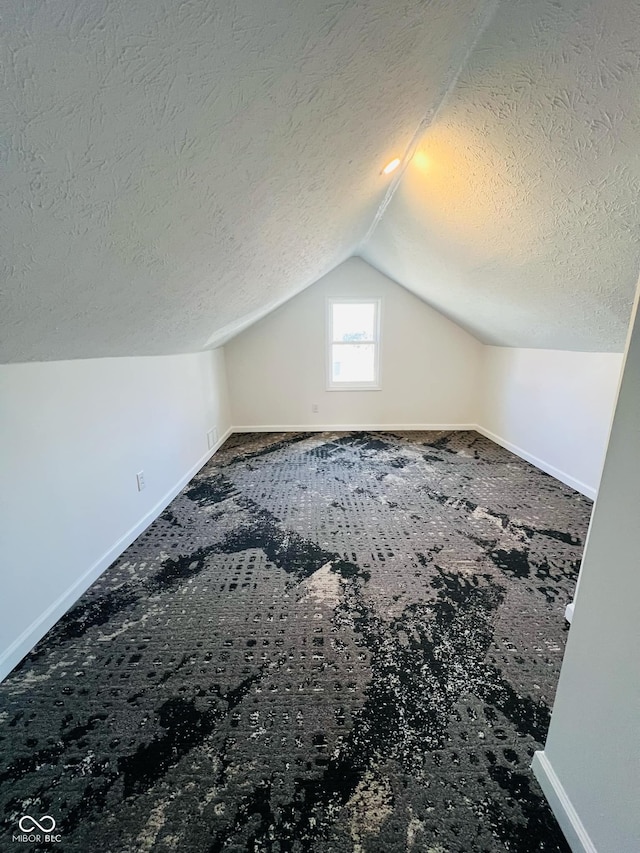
326 384 381 392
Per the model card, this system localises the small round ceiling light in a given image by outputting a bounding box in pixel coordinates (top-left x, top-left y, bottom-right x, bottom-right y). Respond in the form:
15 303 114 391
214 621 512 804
382 158 401 175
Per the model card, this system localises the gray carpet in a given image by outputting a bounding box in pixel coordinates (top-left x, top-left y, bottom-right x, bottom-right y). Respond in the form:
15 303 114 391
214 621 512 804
0 431 591 852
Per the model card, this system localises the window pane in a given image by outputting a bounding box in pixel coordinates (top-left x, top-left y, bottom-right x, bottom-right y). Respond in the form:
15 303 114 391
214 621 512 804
332 303 376 342
332 344 375 383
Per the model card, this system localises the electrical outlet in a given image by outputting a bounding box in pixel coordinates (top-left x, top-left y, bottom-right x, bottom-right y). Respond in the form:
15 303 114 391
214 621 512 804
311 403 319 414
207 426 218 449
136 471 146 492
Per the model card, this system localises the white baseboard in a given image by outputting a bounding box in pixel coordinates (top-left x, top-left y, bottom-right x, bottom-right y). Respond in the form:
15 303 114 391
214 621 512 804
474 426 596 500
0 426 233 684
565 601 575 623
532 751 598 853
232 424 478 433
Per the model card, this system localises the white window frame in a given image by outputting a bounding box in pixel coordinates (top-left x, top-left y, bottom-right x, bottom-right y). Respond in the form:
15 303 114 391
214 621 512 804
326 298 381 391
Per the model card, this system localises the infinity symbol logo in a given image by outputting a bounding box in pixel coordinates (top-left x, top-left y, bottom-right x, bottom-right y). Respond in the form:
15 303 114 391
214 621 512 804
18 815 56 833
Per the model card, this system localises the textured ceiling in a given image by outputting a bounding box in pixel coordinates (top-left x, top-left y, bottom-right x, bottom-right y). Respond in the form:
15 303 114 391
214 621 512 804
363 0 640 352
0 0 493 362
2 0 639 362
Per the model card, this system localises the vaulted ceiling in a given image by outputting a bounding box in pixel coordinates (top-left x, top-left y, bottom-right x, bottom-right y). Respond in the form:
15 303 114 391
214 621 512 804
362 0 640 352
2 0 639 362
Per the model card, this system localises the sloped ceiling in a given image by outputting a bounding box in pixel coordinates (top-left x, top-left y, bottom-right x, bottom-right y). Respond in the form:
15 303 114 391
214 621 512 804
0 0 494 362
2 0 639 363
362 0 640 352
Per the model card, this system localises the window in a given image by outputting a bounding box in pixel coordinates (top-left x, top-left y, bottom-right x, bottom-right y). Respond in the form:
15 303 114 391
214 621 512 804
327 299 381 390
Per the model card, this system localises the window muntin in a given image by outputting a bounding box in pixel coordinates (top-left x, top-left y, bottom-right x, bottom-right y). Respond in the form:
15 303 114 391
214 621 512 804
327 299 380 390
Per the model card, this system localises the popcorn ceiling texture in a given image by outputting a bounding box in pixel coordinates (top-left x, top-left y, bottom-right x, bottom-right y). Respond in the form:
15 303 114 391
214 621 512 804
1 0 639 362
0 0 491 363
363 0 640 352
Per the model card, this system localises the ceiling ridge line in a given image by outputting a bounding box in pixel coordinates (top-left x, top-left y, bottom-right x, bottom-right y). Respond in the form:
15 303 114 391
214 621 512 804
360 0 502 249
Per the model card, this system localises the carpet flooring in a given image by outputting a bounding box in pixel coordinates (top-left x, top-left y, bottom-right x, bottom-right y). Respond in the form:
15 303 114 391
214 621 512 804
0 431 592 853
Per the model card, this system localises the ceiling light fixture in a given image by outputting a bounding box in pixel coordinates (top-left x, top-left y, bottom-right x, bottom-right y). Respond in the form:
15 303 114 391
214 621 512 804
382 158 401 175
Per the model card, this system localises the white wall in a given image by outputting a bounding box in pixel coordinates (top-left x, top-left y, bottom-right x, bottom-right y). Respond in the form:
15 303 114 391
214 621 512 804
0 271 624 695
532 290 640 853
480 347 623 499
226 263 621 498
226 257 483 430
0 349 231 680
